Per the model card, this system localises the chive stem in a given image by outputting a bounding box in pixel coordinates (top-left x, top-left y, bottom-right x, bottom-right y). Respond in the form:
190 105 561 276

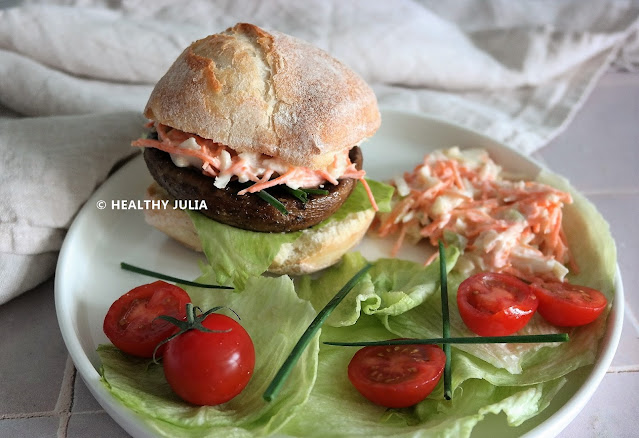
284 186 308 203
263 263 372 402
301 188 330 196
255 190 289 215
120 262 233 289
323 333 569 347
438 241 452 400
284 186 331 203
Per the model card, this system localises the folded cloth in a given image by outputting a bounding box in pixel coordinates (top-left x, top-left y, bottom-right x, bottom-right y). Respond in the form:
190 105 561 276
0 112 144 303
0 0 638 304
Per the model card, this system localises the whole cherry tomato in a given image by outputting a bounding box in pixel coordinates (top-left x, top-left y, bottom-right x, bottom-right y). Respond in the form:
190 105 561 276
530 280 607 327
162 312 255 406
457 272 538 336
347 343 446 408
103 281 190 358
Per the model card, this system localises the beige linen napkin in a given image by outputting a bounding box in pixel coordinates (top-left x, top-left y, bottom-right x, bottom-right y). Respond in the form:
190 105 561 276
0 113 144 302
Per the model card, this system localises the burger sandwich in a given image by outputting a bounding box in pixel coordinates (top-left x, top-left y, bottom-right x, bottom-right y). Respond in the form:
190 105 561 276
132 23 387 276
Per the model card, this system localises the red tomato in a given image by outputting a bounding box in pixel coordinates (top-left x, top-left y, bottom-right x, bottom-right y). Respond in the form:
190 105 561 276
103 281 191 358
162 313 255 406
347 343 446 408
457 272 538 336
530 280 608 327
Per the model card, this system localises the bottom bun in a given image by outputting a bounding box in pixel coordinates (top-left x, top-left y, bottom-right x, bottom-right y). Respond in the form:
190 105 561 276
144 182 374 275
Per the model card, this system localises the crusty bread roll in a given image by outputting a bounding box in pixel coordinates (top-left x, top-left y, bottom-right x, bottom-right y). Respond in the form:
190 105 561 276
143 23 380 170
144 182 374 275
138 23 381 276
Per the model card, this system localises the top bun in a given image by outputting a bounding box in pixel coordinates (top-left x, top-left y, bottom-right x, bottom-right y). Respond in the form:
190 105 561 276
144 23 380 170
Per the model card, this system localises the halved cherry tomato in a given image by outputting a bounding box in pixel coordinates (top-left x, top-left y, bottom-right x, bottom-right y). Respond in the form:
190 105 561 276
457 272 538 336
530 280 608 327
103 281 190 358
347 343 446 408
162 313 255 406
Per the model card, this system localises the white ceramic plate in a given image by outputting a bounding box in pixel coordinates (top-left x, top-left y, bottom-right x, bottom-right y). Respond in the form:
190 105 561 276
55 109 624 438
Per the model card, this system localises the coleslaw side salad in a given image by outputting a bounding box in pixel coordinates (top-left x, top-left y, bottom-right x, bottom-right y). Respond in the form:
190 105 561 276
98 148 616 438
374 147 574 282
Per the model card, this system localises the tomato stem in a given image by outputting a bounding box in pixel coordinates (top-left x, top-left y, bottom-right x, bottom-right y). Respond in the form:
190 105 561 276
438 241 452 400
152 304 231 363
263 263 372 402
120 262 234 289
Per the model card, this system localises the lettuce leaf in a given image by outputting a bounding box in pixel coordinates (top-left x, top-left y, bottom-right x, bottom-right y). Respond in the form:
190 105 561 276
188 179 394 290
296 248 459 327
97 161 617 437
187 210 297 290
383 269 606 378
98 228 612 437
280 315 567 438
537 169 617 298
99 272 319 438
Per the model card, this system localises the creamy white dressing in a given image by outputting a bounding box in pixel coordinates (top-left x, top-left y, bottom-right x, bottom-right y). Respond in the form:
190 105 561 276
431 195 464 218
169 133 359 191
510 246 569 280
170 137 204 168
394 176 411 197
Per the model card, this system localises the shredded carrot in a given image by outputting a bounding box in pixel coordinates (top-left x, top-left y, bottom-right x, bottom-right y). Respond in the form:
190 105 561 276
238 169 297 194
391 224 407 257
131 138 217 167
372 147 576 281
424 250 439 267
358 178 378 212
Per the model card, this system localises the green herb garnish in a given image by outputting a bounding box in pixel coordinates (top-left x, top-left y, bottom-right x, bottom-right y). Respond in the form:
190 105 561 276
301 188 330 196
285 186 331 203
263 263 372 402
323 333 569 347
255 189 289 215
120 262 233 289
284 187 309 203
250 182 330 214
439 241 452 400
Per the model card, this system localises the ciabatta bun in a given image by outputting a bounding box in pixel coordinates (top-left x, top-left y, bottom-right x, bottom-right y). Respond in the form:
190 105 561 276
143 23 380 170
144 182 374 275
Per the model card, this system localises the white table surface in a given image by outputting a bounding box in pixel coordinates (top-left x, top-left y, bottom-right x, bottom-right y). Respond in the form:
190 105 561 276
0 71 637 437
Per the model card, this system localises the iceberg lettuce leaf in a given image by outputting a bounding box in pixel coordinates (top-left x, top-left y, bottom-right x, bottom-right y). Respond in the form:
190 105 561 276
537 169 617 298
99 273 319 437
188 179 393 289
281 315 567 438
187 209 296 289
296 247 459 328
384 269 607 378
97 165 617 437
